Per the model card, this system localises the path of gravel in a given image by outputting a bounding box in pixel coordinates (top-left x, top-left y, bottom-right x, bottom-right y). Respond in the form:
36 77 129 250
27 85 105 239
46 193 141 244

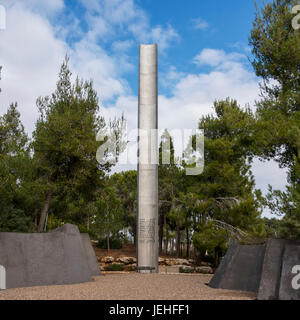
0 274 256 300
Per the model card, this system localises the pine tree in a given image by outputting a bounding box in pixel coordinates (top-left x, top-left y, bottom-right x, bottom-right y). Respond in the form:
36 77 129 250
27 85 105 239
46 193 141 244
188 99 265 263
249 0 300 239
0 98 33 231
32 58 114 231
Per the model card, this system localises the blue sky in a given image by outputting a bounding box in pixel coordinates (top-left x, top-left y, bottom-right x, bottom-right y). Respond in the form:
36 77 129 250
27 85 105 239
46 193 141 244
54 0 266 97
0 0 286 218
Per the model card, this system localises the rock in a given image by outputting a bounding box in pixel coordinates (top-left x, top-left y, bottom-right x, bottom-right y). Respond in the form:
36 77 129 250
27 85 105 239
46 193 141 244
178 265 194 273
164 258 192 266
101 256 114 264
116 257 135 265
168 259 191 266
188 259 195 265
195 266 213 274
159 258 166 265
177 259 191 266
165 259 175 266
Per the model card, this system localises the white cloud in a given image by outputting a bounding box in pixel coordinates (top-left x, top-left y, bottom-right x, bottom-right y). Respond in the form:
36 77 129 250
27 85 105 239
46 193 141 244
112 40 134 52
0 4 67 134
69 39 127 100
1 0 64 16
150 25 179 51
101 0 140 25
0 1 130 134
251 158 287 218
192 17 209 30
160 66 186 89
193 48 245 67
80 0 179 51
158 52 259 130
79 0 141 25
84 13 112 41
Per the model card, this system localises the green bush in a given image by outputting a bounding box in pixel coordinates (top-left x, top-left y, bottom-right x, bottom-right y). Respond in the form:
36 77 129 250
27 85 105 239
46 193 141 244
97 237 123 249
104 263 125 271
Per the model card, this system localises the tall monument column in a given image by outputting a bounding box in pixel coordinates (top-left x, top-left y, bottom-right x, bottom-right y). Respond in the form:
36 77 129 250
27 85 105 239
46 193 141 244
137 44 159 273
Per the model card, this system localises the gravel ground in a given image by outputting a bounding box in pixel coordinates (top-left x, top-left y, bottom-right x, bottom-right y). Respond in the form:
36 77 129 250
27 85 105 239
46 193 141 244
0 274 256 300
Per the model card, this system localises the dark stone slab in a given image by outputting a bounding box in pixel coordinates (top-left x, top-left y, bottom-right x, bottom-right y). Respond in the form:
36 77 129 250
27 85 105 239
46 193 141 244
209 244 238 289
257 239 285 300
210 238 300 300
209 244 266 292
0 223 95 289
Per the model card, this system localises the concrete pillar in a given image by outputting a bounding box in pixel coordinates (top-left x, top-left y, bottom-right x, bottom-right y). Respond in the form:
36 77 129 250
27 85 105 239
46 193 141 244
137 44 159 273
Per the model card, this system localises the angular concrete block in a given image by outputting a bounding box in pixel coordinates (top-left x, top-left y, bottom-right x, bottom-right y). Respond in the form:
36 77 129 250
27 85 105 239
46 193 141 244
209 244 266 292
211 239 300 300
81 233 101 276
209 244 238 289
0 223 100 289
257 239 285 300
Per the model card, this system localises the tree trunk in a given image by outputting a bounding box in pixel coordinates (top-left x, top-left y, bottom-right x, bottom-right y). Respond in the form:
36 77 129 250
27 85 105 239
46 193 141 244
171 239 174 255
195 249 206 266
107 235 110 252
186 224 190 259
38 190 53 232
165 216 169 254
214 247 222 267
34 209 38 229
176 222 181 258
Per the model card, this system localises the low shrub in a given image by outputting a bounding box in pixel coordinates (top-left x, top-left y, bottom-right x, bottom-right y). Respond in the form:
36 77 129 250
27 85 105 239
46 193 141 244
125 265 136 272
104 263 125 271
